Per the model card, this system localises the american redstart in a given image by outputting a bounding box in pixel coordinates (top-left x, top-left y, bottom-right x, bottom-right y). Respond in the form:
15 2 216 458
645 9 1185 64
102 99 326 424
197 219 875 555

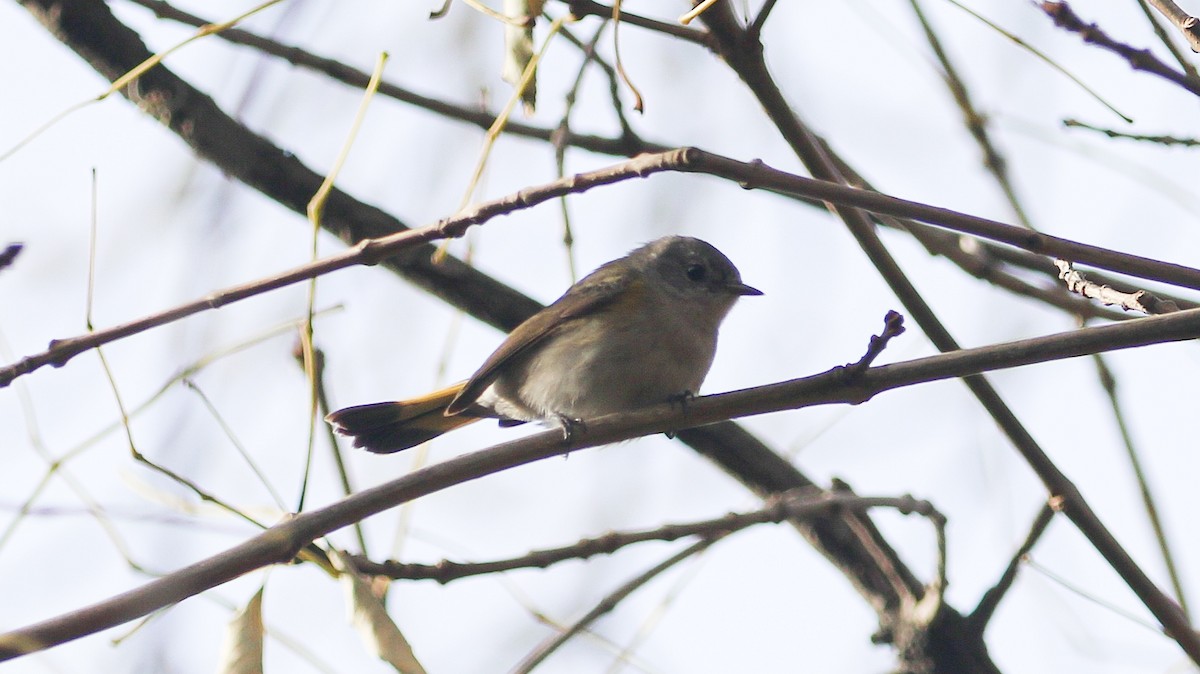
327 236 761 453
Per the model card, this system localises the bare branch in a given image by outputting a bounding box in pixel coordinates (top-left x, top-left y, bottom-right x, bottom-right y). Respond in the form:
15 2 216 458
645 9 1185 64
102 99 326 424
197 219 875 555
1146 0 1200 52
697 4 1200 663
1063 118 1200 146
677 155 1200 294
6 145 1199 389
747 0 779 42
1135 0 1200 77
0 149 685 388
125 0 661 157
1056 259 1180 314
9 145 1200 390
0 243 22 274
511 537 717 673
1092 353 1191 620
1040 1 1200 97
910 0 1033 229
4 308 1200 660
351 490 939 584
509 490 947 673
968 503 1056 633
844 310 906 378
564 0 711 46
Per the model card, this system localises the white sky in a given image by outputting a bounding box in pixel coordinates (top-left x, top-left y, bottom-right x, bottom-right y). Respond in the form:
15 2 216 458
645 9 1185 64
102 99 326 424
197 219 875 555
2 1 1200 673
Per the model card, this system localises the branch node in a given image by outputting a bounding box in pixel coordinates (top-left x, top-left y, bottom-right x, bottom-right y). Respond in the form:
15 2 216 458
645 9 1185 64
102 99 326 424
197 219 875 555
1055 259 1177 314
844 310 906 379
0 243 23 273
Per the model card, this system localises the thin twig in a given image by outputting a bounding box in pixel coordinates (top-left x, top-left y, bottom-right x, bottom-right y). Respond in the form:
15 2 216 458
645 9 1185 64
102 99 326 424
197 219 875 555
88 174 267 533
747 0 779 42
1135 0 1200 76
550 21 609 281
0 0 285 162
563 0 710 44
455 16 568 219
697 4 1200 663
967 502 1055 633
1063 118 1200 147
946 0 1130 123
298 50 388 512
0 243 22 273
510 537 718 673
1092 353 1190 620
182 379 288 511
0 310 339 562
507 493 947 671
125 0 664 157
1145 0 1200 53
352 491 940 584
6 308 1200 659
981 243 1200 312
609 0 645 112
679 0 721 25
558 20 639 141
299 345 369 556
7 147 1200 389
911 0 1034 228
1025 558 1166 633
1056 259 1179 314
1040 2 1200 97
843 310 906 378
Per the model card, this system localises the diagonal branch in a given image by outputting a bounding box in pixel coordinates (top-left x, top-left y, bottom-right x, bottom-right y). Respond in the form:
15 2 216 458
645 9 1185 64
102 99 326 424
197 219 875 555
1040 1 1200 97
6 308 1200 660
564 0 711 45
17 0 544 333
511 537 718 674
509 491 947 673
15 6 941 662
909 0 1033 229
8 146 1200 388
351 490 938 584
967 502 1056 633
697 2 1199 666
124 0 664 157
11 5 941 648
1145 0 1200 53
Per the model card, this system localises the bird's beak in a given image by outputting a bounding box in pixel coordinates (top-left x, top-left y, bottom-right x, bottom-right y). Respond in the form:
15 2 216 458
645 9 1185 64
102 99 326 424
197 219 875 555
728 281 763 296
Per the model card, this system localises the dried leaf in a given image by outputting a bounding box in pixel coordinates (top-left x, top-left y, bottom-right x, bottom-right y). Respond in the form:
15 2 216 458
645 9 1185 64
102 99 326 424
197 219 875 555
502 0 538 114
216 586 265 674
332 550 427 674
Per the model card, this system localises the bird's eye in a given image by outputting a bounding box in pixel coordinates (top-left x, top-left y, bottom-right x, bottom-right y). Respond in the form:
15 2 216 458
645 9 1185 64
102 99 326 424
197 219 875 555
686 264 708 281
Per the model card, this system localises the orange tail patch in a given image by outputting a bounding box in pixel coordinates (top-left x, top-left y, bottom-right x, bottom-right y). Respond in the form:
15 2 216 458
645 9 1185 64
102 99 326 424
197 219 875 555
326 384 478 453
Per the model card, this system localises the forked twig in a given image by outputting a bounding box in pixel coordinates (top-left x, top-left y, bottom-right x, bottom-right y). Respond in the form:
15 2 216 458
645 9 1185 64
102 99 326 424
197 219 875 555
844 311 906 379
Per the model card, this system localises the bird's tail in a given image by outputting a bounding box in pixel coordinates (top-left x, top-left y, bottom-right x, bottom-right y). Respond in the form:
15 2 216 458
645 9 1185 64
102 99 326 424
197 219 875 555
326 383 478 453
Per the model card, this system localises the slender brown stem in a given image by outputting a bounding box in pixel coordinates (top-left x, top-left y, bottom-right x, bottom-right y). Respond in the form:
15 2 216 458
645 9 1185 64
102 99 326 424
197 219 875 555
11 147 1199 390
968 503 1056 633
5 307 1200 660
1092 353 1190 620
698 4 1200 663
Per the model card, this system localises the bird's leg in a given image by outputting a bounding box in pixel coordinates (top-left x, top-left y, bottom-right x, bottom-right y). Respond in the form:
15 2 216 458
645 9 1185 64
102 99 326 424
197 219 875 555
668 390 696 411
664 390 695 439
556 414 585 444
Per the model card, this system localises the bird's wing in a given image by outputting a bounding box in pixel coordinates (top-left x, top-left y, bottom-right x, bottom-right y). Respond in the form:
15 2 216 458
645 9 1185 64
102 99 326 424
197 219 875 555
445 270 632 415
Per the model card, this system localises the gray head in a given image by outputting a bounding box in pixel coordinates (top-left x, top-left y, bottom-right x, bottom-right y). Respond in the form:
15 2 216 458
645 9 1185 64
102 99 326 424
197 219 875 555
631 236 761 318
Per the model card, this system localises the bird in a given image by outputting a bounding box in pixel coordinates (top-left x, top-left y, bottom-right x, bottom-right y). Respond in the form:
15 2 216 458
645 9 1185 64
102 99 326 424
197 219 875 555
326 235 761 453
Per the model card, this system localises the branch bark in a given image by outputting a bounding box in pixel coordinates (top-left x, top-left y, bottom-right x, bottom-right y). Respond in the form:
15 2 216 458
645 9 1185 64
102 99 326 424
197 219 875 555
5 307 1200 660
697 2 1198 668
